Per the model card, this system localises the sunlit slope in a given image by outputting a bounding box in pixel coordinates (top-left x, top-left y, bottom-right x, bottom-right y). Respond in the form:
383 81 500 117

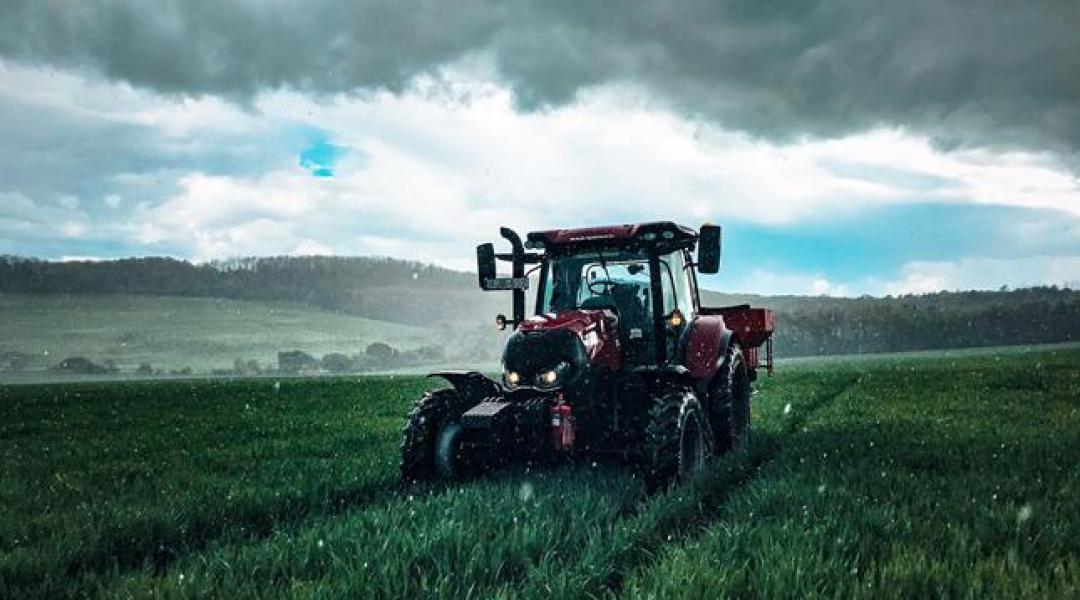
0 345 1076 597
0 293 435 374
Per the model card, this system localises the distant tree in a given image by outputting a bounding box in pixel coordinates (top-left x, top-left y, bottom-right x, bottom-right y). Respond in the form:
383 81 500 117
321 353 354 373
136 362 154 375
51 357 107 375
231 358 262 376
365 342 398 359
278 350 318 373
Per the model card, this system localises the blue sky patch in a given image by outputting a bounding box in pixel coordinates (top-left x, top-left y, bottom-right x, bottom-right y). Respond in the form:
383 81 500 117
299 134 346 178
697 202 1080 294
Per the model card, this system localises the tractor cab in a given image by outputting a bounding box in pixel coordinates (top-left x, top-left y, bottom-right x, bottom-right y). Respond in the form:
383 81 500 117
478 221 721 370
533 235 699 367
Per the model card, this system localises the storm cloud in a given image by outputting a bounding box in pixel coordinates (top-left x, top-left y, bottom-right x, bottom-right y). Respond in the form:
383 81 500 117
2 1 1079 157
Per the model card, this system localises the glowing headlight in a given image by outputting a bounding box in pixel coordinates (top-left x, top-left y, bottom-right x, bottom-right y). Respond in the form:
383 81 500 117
505 371 521 387
536 361 569 388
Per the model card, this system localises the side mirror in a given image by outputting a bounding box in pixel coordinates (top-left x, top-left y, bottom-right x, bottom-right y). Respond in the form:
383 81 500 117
477 243 496 289
698 225 721 274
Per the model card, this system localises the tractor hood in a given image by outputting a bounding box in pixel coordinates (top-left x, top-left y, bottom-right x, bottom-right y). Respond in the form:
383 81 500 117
505 310 622 378
519 309 609 337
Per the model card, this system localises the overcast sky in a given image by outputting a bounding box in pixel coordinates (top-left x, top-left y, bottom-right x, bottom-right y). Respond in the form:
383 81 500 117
1 0 1077 295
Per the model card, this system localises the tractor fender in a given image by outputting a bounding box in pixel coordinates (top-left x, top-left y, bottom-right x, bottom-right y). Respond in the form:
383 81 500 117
427 371 502 403
680 315 734 382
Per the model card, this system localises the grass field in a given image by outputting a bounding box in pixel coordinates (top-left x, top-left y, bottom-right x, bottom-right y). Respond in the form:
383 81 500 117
0 293 435 376
0 345 1077 598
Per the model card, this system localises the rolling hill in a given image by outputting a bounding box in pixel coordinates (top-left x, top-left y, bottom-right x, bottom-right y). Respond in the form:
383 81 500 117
0 293 445 377
1 255 1077 376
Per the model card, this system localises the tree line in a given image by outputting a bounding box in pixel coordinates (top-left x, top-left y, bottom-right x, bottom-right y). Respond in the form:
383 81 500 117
2 255 1077 357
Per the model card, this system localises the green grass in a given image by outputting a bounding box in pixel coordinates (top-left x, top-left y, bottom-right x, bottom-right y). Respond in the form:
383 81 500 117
0 376 436 597
621 351 1080 598
0 346 1077 598
0 293 434 376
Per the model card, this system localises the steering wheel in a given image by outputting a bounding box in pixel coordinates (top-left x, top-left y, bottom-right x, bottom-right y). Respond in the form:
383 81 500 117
587 278 617 296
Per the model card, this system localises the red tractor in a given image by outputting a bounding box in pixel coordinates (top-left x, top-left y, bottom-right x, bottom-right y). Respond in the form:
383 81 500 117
401 222 775 486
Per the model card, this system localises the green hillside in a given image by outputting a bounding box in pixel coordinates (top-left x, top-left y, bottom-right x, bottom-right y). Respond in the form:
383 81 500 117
0 293 438 377
2 256 1078 363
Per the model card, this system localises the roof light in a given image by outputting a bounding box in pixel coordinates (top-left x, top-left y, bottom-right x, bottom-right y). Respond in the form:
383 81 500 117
641 232 658 241
662 230 675 239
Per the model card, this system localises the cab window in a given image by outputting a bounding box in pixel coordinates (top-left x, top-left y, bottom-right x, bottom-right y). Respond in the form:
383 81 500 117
659 250 697 317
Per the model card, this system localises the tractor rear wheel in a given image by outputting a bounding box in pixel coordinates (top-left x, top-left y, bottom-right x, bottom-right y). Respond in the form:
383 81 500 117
643 386 710 488
400 389 462 482
710 342 751 453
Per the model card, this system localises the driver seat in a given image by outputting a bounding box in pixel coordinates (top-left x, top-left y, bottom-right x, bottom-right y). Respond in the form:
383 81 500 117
611 284 649 332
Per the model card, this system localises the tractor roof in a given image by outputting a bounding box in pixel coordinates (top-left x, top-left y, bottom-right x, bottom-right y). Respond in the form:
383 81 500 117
526 221 697 251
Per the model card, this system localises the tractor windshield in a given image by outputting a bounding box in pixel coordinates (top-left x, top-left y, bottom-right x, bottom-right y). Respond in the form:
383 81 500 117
539 247 662 329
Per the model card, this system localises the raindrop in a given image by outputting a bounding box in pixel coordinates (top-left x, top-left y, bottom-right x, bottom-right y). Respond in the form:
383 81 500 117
1017 504 1033 524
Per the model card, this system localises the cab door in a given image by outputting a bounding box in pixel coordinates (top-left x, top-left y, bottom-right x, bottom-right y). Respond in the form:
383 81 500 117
657 249 697 363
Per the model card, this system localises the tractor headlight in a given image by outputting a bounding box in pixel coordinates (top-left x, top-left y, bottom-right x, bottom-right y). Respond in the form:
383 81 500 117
505 370 522 389
536 361 569 389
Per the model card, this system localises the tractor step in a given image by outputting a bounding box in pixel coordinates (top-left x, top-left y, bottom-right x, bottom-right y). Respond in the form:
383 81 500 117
461 401 514 430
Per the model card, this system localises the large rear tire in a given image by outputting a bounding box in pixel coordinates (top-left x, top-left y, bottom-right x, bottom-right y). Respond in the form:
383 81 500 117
400 389 461 482
710 342 751 453
643 386 710 488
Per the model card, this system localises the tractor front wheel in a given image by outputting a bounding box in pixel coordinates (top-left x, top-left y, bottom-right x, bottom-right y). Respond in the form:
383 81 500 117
434 423 480 480
400 389 461 482
643 386 711 488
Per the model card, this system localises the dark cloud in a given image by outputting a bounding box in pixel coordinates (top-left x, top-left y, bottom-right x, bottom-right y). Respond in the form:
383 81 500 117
0 90 287 204
2 0 1079 156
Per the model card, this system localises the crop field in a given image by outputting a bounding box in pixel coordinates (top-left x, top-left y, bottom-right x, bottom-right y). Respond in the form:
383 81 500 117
1 345 1077 598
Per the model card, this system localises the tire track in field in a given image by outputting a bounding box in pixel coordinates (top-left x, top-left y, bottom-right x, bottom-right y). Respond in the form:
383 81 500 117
66 377 855 596
508 375 860 599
